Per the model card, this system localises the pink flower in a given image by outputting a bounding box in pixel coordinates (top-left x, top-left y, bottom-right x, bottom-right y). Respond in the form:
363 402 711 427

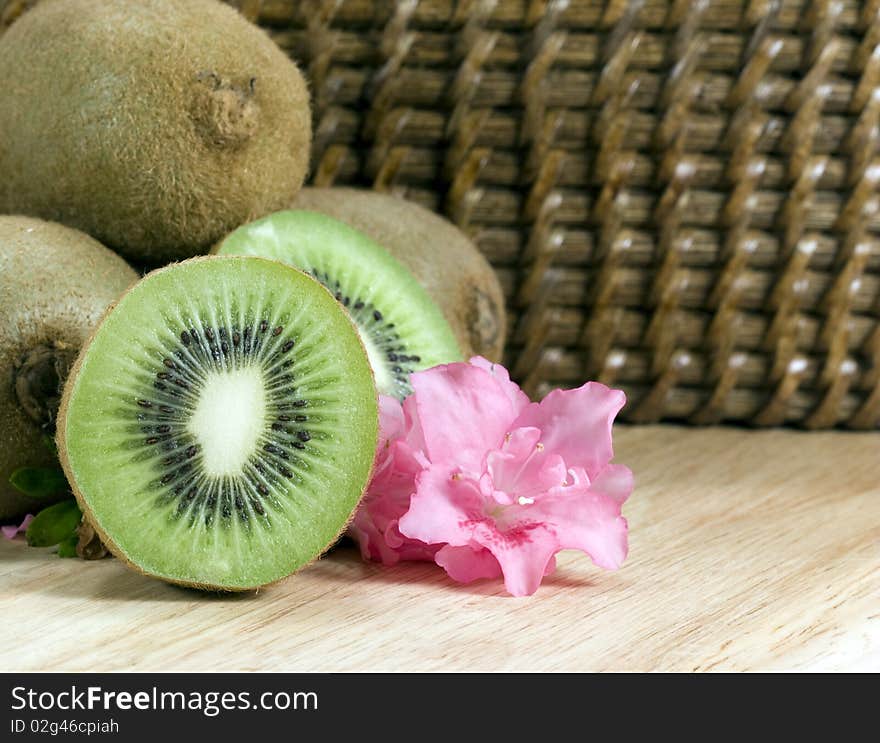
349 396 439 565
350 357 633 597
1 514 33 541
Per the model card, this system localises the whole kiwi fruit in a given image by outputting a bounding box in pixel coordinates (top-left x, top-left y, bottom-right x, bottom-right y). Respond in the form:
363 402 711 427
0 0 311 263
292 188 507 361
0 217 138 521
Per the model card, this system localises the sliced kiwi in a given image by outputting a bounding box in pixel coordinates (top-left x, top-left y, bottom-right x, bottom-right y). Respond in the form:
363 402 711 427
57 256 378 590
292 188 507 361
215 210 463 399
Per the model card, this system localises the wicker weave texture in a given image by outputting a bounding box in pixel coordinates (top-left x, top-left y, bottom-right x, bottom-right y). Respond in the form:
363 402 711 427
4 0 880 428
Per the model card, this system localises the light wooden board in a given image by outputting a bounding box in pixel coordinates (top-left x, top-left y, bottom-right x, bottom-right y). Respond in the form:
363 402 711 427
1 426 878 672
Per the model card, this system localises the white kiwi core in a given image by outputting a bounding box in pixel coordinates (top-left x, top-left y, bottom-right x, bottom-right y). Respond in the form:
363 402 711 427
359 333 394 396
188 367 266 477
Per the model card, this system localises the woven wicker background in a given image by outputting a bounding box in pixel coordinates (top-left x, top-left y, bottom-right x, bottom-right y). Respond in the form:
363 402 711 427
4 0 880 428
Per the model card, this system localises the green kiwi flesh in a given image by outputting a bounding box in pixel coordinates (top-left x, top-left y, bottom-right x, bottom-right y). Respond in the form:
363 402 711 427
216 210 464 399
57 256 378 590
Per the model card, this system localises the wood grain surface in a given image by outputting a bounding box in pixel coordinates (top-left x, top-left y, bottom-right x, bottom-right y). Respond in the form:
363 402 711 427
1 426 877 672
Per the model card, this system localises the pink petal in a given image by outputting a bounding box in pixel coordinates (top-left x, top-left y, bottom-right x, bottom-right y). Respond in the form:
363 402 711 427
348 399 429 565
349 508 402 566
378 394 406 446
384 523 439 562
531 491 628 570
472 524 560 597
1 514 33 540
435 544 502 584
513 382 626 479
400 394 427 455
398 465 485 547
369 439 422 500
467 357 530 414
409 362 522 473
485 427 568 500
589 464 634 506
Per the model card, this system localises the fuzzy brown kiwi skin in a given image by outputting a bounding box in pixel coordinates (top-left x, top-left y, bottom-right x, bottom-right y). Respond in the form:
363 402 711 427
290 188 508 362
56 256 378 592
0 0 312 264
0 217 138 521
0 0 37 33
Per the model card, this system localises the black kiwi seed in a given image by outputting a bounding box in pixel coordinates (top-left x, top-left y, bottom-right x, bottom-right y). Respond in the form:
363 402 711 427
235 497 248 521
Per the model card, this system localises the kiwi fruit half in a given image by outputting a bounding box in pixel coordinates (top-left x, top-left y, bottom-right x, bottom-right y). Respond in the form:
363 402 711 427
292 188 507 361
215 211 463 399
0 0 311 263
57 256 378 590
0 217 137 521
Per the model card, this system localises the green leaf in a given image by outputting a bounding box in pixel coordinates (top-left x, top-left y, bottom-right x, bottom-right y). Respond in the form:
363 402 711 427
9 466 68 500
25 499 81 548
57 534 79 558
42 435 59 456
